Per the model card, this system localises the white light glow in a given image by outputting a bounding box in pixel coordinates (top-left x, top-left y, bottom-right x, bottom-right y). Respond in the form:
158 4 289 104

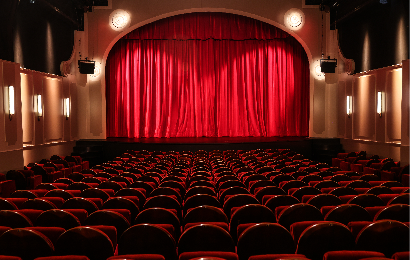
89 63 101 80
362 31 370 72
8 86 15 116
396 17 407 65
347 96 352 117
377 91 382 117
37 94 43 117
109 10 131 31
312 60 325 80
64 98 70 119
285 9 304 30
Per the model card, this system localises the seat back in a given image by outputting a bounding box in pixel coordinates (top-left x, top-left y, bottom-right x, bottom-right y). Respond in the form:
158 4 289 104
118 224 176 260
184 194 221 214
85 210 130 239
324 204 372 225
236 223 295 260
0 228 54 259
296 222 355 260
307 194 342 209
21 198 57 211
229 204 275 242
356 220 410 258
62 197 99 214
56 226 114 260
0 210 33 228
374 204 410 222
134 207 181 239
178 224 235 255
348 194 385 208
223 194 259 218
35 209 81 230
277 203 323 230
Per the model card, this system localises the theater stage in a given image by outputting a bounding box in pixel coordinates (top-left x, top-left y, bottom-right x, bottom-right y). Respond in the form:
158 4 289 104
72 137 343 167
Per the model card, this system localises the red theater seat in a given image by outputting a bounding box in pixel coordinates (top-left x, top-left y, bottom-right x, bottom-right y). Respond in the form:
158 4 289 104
62 208 88 225
229 204 275 242
56 226 114 260
39 197 65 208
374 204 410 222
107 255 165 260
118 224 176 260
85 210 130 240
24 226 66 245
35 209 81 230
237 223 295 260
347 221 372 240
0 256 22 260
290 220 332 244
178 224 235 256
0 199 18 210
179 251 239 260
296 222 355 260
34 256 90 260
0 228 54 259
277 203 323 231
0 210 33 228
356 220 409 258
61 197 99 214
323 250 386 260
21 198 57 211
223 194 259 218
392 251 410 260
248 254 308 260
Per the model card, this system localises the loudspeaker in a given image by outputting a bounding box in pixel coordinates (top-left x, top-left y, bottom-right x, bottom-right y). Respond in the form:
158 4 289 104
78 60 95 74
320 58 337 73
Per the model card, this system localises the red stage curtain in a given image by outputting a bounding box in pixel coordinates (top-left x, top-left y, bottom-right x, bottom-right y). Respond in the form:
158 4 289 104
106 13 309 138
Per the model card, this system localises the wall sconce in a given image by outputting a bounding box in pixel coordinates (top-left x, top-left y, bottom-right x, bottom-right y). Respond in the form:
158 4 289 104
35 94 43 120
377 91 383 117
312 60 325 80
346 95 352 118
284 8 305 31
64 98 70 120
109 9 131 31
8 86 15 120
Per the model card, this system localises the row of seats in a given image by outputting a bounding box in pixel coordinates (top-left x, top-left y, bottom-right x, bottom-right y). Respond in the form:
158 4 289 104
0 148 407 260
0 155 89 198
0 211 408 260
331 151 409 184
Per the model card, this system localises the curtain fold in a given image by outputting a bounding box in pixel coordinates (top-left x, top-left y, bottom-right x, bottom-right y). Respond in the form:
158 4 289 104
106 13 309 138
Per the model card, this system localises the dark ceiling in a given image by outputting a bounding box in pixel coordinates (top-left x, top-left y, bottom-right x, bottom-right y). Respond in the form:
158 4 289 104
306 0 389 29
26 0 108 30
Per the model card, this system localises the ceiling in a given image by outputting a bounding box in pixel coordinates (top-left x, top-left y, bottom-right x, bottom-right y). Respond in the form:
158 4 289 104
306 0 386 28
25 0 108 30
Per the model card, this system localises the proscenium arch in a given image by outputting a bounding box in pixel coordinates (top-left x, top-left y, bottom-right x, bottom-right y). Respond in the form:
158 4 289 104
101 8 313 137
102 8 313 78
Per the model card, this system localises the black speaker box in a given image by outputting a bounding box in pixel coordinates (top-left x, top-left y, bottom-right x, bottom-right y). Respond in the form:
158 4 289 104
320 59 337 73
78 60 95 74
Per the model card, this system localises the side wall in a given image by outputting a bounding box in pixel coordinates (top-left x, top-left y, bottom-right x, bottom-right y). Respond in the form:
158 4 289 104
0 59 78 173
337 60 409 164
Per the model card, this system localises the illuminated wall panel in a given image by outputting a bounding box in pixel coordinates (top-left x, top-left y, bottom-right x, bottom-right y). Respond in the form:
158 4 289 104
386 68 402 143
44 77 63 142
21 72 34 145
337 81 346 137
353 75 376 140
